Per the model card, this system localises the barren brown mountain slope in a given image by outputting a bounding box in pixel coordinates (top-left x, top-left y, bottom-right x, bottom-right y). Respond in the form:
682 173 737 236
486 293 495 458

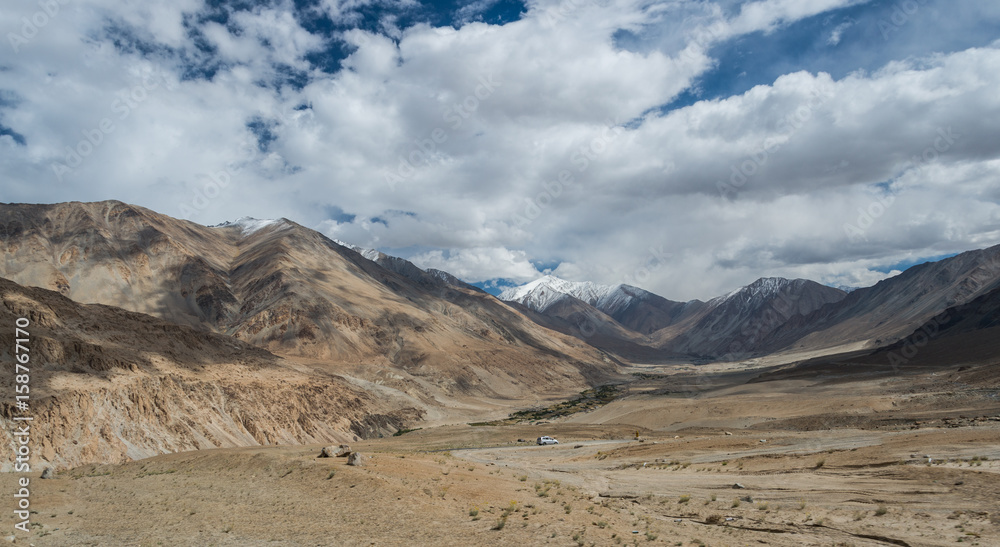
0 277 419 470
761 245 1000 355
854 284 1000 371
657 277 847 359
0 201 618 403
744 282 1000 386
504 295 676 362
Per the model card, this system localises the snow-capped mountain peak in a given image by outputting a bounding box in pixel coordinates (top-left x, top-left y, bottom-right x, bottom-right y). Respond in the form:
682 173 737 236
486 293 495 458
708 277 799 307
212 217 287 235
498 275 635 313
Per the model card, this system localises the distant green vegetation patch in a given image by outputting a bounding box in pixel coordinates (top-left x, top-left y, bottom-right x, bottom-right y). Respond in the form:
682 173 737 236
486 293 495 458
393 427 422 436
470 384 622 426
630 372 667 380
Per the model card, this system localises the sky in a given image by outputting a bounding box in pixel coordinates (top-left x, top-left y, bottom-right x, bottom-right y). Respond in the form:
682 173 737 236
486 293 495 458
2 0 1000 301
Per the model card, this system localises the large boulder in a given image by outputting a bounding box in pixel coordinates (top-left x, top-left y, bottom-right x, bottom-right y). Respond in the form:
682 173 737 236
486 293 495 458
347 452 364 467
319 444 351 458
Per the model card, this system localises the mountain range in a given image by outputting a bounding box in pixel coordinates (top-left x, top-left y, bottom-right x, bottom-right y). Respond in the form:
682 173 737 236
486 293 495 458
2 199 999 469
496 249 1000 362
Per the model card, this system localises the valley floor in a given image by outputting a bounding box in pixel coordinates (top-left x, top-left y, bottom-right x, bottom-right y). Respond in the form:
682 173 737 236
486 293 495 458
5 361 1000 546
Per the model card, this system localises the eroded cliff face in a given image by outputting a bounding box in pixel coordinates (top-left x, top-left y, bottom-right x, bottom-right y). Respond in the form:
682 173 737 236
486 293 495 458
0 277 418 470
9 374 416 470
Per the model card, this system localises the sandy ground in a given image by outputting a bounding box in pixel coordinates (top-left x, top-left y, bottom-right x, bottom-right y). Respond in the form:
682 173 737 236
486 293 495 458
4 361 999 546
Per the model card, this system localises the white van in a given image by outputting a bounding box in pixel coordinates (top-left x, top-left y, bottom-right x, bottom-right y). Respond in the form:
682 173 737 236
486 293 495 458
536 436 559 445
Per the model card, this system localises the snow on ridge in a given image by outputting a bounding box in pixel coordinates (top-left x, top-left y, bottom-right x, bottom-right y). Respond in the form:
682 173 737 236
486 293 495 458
596 284 649 316
497 276 554 302
499 275 635 314
707 287 742 307
212 217 284 235
709 277 800 307
334 239 382 261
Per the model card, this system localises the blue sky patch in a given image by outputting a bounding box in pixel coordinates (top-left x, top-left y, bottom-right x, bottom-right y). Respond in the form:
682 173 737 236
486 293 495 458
530 259 561 273
246 116 279 152
875 252 961 274
0 124 26 146
472 277 516 296
324 205 356 224
660 0 1000 114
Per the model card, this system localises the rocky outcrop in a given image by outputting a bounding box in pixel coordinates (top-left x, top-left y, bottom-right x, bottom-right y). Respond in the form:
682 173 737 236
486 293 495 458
0 277 419 470
1 374 416 470
319 445 351 458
